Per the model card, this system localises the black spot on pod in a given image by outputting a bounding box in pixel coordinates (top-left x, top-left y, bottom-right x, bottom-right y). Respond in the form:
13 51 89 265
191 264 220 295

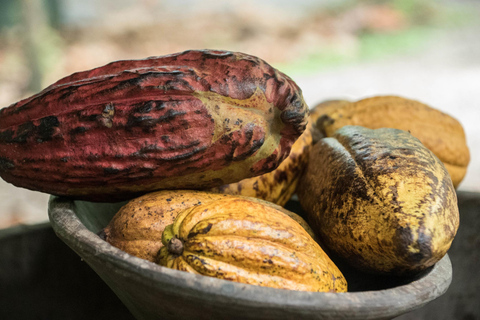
134 101 153 114
0 129 14 143
69 126 88 137
15 122 36 143
104 167 121 175
188 223 213 239
316 115 334 136
395 225 433 265
0 157 15 171
37 116 59 142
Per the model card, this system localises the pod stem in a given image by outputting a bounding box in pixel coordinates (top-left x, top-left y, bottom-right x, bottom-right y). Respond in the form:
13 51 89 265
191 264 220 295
167 237 184 256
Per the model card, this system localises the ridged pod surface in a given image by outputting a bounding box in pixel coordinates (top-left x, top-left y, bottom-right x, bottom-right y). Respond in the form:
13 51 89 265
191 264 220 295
158 195 347 292
208 119 313 206
297 126 459 275
0 50 308 202
104 190 317 263
311 96 470 187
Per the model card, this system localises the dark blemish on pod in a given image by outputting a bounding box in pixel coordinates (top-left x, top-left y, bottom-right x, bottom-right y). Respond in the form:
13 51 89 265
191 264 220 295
0 124 36 143
69 126 87 137
126 115 156 129
78 112 99 122
127 109 187 130
180 119 190 129
160 146 207 162
104 167 121 175
135 140 201 156
135 101 153 114
0 157 15 171
37 115 60 142
0 129 14 143
232 138 264 161
155 101 166 111
263 72 273 80
110 71 163 91
14 121 36 143
164 78 194 92
394 225 432 265
86 153 100 161
274 170 289 184
21 157 41 163
224 137 239 162
188 223 213 239
316 115 334 136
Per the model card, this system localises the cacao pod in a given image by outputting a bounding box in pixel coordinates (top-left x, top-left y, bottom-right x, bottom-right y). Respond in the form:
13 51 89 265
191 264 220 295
208 119 313 206
297 125 459 275
104 190 317 262
311 96 470 187
158 194 347 292
0 49 308 202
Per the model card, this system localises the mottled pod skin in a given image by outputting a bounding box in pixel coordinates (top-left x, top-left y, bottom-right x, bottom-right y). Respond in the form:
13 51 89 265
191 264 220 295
297 126 459 275
311 96 470 187
209 119 313 206
158 195 347 292
104 190 317 263
0 49 308 202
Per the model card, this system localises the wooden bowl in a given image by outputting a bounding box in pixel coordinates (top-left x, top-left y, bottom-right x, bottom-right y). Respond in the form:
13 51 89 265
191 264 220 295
48 196 452 320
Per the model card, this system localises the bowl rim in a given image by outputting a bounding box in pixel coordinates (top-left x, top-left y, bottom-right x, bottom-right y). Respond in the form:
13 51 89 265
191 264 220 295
48 195 452 319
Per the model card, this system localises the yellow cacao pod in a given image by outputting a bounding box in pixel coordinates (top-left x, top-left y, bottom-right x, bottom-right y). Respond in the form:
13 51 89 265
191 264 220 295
158 195 347 292
104 190 317 262
311 96 470 187
297 126 459 275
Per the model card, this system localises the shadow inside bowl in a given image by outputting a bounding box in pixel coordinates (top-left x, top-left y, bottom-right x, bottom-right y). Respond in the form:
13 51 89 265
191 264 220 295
48 196 452 320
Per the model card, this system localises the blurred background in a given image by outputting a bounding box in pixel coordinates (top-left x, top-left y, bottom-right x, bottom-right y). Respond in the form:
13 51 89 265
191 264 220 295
0 0 479 229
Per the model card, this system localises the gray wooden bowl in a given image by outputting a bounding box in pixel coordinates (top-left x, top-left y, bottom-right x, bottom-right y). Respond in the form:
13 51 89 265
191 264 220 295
48 196 452 320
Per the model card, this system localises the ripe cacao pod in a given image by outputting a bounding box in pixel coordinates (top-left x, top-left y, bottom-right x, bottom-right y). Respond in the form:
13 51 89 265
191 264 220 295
104 190 317 263
0 50 308 202
158 195 347 292
311 96 470 187
297 125 459 275
208 119 313 206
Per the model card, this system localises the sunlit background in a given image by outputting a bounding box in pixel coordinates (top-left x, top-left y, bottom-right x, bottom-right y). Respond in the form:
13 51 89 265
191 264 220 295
1 0 479 229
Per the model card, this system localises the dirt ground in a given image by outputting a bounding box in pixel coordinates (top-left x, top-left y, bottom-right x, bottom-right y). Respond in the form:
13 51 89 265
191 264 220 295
0 19 479 229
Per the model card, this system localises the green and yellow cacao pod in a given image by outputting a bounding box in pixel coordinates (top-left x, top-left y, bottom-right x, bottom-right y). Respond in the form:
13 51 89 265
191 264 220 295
0 50 308 202
157 194 347 292
104 190 317 262
297 125 459 275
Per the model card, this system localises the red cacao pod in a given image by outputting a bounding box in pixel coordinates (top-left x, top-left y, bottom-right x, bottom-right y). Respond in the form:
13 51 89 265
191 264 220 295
0 50 308 202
